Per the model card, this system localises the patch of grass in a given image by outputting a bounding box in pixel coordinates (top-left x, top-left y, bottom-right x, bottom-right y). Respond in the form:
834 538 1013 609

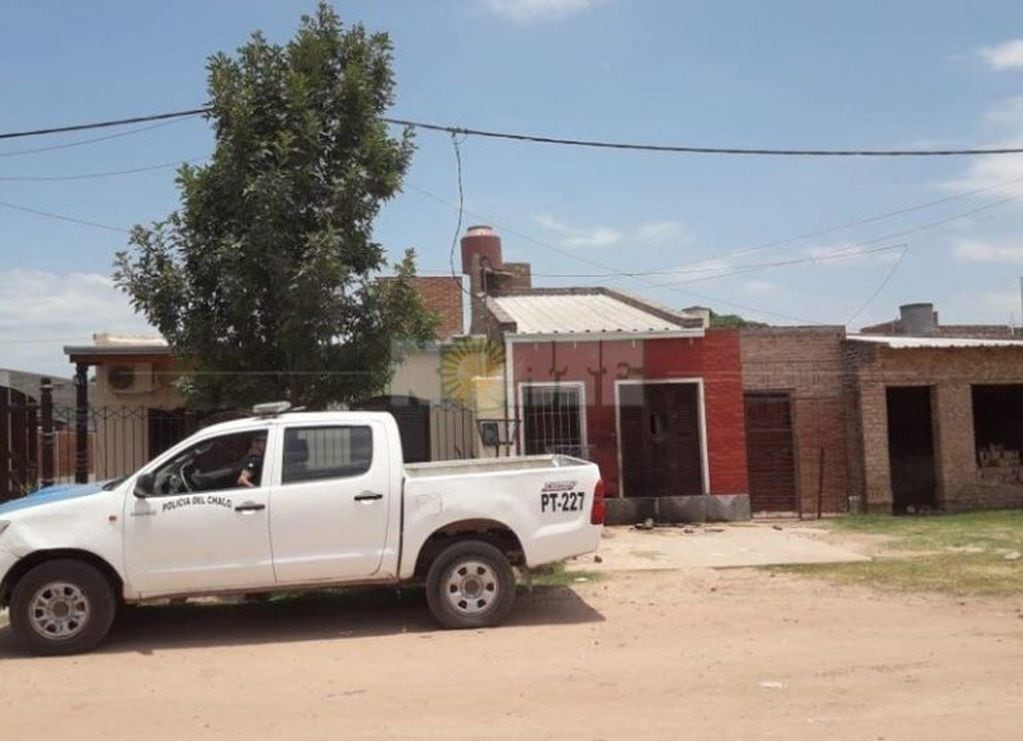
528 562 602 587
775 510 1023 596
828 510 1023 552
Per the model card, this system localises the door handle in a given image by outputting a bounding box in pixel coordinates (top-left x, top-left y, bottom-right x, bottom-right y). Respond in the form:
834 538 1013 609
354 491 383 502
235 502 266 512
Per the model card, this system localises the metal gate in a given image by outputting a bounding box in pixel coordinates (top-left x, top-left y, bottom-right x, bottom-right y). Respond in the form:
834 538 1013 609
744 392 797 512
618 382 703 497
0 386 39 501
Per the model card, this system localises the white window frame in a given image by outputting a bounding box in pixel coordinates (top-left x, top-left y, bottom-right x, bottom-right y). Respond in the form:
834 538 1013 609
516 381 588 457
613 378 709 497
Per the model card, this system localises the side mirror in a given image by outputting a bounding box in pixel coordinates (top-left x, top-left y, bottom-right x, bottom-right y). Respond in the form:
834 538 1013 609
134 472 155 498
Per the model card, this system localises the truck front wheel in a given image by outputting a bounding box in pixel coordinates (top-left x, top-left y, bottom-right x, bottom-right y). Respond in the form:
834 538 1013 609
9 559 117 656
425 540 516 629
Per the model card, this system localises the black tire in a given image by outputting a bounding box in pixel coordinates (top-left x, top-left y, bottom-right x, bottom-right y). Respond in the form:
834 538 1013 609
9 559 117 656
425 540 516 629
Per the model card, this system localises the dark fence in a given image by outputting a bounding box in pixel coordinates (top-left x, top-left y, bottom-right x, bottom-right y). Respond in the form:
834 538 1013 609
0 384 481 502
0 385 39 500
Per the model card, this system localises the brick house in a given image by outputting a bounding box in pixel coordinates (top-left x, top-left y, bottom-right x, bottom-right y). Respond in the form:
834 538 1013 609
740 326 852 515
846 303 1023 513
461 226 751 523
739 304 1023 516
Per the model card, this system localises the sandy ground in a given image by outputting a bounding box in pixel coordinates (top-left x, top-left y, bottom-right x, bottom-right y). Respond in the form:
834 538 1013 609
1 531 1022 740
567 521 872 572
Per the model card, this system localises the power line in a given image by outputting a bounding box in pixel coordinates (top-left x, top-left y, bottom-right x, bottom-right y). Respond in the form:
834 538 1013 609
0 199 131 234
0 108 208 141
0 157 206 182
406 181 824 323
0 120 189 159
386 117 1023 157
5 106 1023 157
633 193 1022 292
846 246 910 324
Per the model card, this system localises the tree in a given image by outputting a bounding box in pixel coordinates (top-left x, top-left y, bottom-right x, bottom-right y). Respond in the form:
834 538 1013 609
708 310 767 329
115 4 436 410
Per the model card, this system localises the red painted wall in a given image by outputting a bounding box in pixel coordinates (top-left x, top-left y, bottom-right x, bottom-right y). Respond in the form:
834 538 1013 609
510 329 748 497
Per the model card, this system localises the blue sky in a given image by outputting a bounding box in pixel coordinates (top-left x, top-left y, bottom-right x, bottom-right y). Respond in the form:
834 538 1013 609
4 0 1023 374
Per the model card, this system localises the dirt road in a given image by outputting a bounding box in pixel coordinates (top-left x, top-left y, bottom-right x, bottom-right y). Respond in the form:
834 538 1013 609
1 563 1021 740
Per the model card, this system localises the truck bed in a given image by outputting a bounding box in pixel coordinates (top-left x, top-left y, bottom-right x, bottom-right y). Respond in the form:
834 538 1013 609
404 454 589 479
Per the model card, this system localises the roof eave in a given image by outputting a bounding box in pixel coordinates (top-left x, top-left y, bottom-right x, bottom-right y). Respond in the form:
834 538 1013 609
507 328 705 342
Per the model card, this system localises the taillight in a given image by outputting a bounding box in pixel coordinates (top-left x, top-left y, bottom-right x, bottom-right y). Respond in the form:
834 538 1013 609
590 478 606 525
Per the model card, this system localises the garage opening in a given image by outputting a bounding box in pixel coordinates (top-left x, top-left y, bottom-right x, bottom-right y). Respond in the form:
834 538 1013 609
618 382 704 497
972 384 1023 468
886 386 936 513
744 392 797 513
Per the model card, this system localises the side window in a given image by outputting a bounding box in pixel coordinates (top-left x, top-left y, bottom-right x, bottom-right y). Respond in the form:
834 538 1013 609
152 430 267 495
282 426 373 485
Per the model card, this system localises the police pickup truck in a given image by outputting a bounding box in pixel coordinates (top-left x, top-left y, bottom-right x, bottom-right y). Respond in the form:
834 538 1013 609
0 404 604 655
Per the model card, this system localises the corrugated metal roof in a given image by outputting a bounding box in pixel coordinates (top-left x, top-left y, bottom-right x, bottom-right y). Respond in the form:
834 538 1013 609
849 334 1023 349
491 293 695 335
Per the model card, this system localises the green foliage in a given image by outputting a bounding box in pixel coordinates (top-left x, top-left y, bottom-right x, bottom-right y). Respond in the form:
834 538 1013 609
708 309 766 328
115 3 436 409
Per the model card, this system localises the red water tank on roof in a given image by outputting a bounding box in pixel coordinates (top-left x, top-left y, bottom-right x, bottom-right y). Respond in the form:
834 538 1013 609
460 225 503 275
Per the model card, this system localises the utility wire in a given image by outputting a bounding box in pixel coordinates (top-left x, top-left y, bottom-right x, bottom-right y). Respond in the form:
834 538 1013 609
4 106 1023 157
0 120 188 159
0 198 131 234
385 117 1023 157
0 108 208 140
0 157 206 182
846 246 910 324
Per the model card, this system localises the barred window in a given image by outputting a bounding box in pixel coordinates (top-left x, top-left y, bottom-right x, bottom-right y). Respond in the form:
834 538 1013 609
521 385 585 456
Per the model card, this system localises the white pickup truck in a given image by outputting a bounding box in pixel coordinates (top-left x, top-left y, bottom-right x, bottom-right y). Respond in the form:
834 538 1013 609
0 406 604 655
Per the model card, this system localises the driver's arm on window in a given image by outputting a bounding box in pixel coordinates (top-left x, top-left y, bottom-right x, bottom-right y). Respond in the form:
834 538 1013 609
238 468 255 487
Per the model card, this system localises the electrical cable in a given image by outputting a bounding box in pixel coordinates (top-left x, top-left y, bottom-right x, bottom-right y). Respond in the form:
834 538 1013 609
846 246 910 324
0 157 206 182
0 120 189 159
5 106 1023 157
0 198 131 234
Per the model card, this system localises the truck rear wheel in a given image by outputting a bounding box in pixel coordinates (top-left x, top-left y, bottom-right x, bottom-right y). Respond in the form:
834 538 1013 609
9 559 117 656
425 540 516 629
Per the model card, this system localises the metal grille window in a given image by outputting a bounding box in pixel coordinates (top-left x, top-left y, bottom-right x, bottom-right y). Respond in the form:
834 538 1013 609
521 385 585 456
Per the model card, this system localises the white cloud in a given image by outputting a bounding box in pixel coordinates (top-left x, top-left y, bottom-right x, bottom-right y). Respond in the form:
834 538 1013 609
743 280 778 294
0 269 153 375
482 0 602 22
536 215 689 249
978 39 1023 70
634 220 688 243
537 215 623 247
803 244 903 266
953 239 1023 265
942 97 1023 199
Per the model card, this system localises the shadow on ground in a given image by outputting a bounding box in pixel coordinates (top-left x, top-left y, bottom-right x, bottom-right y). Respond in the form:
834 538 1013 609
0 584 603 658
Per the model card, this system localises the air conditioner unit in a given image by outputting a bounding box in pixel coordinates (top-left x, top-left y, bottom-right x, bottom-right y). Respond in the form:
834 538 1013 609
106 363 154 395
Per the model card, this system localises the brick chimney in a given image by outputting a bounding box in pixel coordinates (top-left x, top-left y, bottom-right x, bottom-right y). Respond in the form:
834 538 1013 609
460 225 531 333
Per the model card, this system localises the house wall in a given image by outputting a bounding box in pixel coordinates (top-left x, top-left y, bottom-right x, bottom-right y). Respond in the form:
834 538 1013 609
509 330 747 498
90 358 184 479
847 343 1023 512
741 327 851 514
387 346 444 402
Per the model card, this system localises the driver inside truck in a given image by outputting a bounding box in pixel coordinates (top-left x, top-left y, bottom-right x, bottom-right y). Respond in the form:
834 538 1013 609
236 433 267 488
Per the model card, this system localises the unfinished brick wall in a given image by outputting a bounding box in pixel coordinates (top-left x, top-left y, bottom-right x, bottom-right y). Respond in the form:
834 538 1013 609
740 327 851 514
405 277 464 340
847 343 1023 512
